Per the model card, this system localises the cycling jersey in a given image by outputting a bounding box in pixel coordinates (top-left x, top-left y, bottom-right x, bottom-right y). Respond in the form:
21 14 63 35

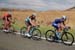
25 17 31 25
2 13 12 30
52 18 64 29
53 18 63 24
3 14 12 21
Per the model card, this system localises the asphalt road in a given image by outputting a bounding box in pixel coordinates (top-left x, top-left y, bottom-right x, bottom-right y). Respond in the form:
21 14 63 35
0 32 75 50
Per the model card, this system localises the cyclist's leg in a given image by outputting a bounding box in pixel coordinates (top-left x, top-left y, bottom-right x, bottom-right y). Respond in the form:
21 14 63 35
26 25 31 33
6 21 11 30
52 23 61 40
56 23 63 39
25 22 31 33
2 21 9 32
25 22 31 37
3 21 8 30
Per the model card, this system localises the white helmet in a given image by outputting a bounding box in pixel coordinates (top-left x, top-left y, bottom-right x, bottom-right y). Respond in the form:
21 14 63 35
32 13 37 16
62 15 67 20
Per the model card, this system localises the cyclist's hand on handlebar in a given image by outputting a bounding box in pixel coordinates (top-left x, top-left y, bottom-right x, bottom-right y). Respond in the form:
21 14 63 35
32 25 40 28
65 26 71 30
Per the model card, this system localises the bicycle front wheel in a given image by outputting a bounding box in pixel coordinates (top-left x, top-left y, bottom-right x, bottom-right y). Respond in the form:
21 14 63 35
32 29 41 40
61 32 74 46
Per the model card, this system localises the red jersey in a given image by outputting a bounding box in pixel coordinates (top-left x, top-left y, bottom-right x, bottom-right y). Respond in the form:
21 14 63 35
2 13 12 21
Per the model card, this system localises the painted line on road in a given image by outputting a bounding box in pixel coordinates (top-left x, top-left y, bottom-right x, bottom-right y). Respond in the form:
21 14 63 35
16 32 21 34
16 32 75 45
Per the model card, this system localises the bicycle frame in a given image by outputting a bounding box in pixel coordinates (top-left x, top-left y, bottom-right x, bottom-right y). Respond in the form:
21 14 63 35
29 26 38 35
53 27 70 39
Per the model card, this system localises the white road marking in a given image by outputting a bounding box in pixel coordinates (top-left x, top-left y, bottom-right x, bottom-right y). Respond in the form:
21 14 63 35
16 32 75 45
16 32 21 34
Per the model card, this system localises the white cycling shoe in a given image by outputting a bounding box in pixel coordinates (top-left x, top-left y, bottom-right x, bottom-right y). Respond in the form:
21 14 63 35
25 33 31 37
3 29 9 32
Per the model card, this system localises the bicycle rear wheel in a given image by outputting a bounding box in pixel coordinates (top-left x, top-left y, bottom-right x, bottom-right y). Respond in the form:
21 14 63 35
61 32 74 46
32 29 41 40
45 30 55 42
20 27 27 38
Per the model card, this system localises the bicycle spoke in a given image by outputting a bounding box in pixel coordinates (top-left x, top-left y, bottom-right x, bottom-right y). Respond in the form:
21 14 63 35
20 27 27 37
62 32 74 45
45 30 55 41
32 29 41 40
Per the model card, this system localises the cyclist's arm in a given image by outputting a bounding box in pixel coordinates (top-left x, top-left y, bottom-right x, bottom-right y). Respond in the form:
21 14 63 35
8 17 12 22
30 19 37 26
60 22 66 28
62 21 66 26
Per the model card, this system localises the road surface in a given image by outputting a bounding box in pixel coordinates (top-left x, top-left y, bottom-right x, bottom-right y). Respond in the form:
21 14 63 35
0 32 75 50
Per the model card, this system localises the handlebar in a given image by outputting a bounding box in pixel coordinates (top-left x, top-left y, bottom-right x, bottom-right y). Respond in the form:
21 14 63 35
63 26 71 31
32 25 40 28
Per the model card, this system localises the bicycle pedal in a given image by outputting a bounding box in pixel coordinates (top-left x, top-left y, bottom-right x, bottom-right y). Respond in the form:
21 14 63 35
27 36 32 39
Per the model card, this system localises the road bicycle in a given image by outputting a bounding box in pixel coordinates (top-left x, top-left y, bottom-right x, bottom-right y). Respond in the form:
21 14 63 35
20 25 41 40
0 18 17 34
45 26 74 46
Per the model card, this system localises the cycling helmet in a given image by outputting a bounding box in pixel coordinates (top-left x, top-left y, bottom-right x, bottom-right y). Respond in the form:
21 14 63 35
32 13 37 17
4 12 11 16
62 15 67 20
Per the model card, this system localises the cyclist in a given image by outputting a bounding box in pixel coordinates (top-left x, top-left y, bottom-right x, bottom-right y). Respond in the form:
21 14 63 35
2 12 12 32
52 15 67 40
25 13 38 37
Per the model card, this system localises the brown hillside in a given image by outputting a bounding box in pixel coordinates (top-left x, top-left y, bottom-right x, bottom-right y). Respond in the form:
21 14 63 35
0 10 75 28
66 7 75 11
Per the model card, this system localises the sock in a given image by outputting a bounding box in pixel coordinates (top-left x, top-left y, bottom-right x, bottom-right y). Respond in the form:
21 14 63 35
56 32 61 39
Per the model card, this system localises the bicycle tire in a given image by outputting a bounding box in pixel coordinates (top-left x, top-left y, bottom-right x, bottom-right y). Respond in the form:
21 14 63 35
2 25 16 34
20 27 27 38
61 32 74 46
45 30 56 42
32 29 41 40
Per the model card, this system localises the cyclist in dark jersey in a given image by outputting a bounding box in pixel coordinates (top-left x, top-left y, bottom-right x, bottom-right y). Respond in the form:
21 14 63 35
52 16 67 40
2 12 12 31
25 13 38 37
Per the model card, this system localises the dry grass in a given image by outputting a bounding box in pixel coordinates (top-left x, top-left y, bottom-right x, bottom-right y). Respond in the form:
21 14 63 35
0 10 75 28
